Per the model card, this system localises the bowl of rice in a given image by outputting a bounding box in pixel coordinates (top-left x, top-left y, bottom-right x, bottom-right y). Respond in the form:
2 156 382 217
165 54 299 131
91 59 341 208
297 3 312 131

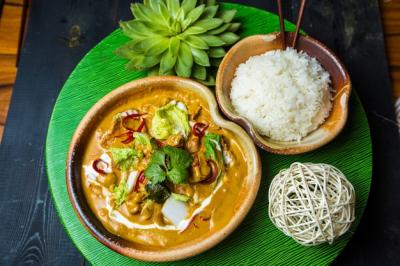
215 32 351 154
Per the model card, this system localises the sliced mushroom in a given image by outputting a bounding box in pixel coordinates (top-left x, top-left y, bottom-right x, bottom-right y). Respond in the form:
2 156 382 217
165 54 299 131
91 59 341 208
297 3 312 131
190 154 211 183
186 135 200 153
152 204 165 226
140 200 154 220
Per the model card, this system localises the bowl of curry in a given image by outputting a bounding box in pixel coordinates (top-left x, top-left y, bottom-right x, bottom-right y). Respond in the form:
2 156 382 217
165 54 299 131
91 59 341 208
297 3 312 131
66 76 261 261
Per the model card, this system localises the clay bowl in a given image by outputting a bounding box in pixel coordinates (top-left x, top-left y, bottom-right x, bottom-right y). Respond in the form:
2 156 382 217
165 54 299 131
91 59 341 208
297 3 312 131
216 32 351 154
66 76 261 262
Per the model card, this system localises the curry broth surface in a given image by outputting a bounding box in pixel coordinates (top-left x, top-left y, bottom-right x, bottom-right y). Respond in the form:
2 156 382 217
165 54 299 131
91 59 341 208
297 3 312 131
81 87 248 249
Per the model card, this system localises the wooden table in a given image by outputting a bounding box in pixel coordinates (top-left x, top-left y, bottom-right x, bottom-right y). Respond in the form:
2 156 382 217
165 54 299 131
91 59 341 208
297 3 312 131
0 0 399 265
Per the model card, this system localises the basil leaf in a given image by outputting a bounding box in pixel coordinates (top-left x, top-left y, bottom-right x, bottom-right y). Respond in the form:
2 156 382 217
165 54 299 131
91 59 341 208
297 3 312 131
193 18 223 31
175 42 193 78
206 23 230 35
126 56 145 71
218 9 237 23
191 47 210 66
114 44 141 60
209 47 226 58
219 32 240 45
207 0 217 6
184 26 208 35
181 0 197 15
145 38 170 56
136 55 160 69
228 22 241 32
167 0 180 18
200 35 225 47
147 66 160 76
192 64 207 80
160 38 180 74
120 20 153 38
201 5 219 18
146 183 170 203
185 35 209 49
210 58 222 67
201 74 216 86
186 4 205 25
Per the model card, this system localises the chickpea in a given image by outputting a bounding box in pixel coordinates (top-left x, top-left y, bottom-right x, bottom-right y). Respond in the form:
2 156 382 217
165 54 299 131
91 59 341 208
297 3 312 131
126 201 141 214
97 173 117 187
89 184 102 196
165 134 184 147
174 184 194 197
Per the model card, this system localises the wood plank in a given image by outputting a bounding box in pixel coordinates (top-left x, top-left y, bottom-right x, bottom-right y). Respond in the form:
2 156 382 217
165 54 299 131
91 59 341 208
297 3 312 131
6 0 24 5
0 87 12 142
391 67 400 98
0 87 12 141
380 0 400 35
0 86 12 125
0 54 17 86
385 35 400 67
0 5 22 55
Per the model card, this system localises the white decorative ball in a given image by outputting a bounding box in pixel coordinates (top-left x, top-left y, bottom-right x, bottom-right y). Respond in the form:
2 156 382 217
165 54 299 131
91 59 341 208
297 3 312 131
268 162 356 246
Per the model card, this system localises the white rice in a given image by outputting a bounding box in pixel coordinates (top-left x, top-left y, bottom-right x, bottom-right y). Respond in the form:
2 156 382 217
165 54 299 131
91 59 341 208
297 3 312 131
230 48 332 141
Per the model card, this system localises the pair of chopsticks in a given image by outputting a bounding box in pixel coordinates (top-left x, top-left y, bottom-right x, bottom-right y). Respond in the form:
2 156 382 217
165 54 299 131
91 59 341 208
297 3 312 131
277 0 307 49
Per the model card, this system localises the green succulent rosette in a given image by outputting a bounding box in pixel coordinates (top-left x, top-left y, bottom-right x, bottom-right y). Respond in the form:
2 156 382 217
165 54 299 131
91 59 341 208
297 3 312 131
115 0 241 85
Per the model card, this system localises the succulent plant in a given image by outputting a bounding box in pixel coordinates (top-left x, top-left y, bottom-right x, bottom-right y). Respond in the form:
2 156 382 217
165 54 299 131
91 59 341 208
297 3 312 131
115 0 241 85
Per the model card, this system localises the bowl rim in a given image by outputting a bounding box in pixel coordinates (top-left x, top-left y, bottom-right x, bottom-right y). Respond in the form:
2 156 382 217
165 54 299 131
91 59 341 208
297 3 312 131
66 76 261 262
216 32 352 155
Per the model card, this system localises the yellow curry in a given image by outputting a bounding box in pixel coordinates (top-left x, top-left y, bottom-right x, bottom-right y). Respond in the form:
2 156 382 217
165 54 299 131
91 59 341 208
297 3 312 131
81 87 248 249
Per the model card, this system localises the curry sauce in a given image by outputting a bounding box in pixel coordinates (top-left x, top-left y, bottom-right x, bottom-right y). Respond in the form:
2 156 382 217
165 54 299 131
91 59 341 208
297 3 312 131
81 87 248 249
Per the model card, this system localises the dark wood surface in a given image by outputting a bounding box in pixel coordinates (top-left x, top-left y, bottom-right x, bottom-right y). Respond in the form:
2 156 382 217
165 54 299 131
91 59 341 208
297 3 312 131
0 0 399 265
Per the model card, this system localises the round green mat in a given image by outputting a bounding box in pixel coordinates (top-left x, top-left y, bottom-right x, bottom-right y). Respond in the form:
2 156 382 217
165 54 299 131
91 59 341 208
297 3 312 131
45 3 372 265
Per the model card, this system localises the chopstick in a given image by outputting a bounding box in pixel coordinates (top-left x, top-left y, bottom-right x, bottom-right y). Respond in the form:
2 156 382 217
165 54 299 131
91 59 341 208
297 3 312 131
291 0 307 48
277 0 286 49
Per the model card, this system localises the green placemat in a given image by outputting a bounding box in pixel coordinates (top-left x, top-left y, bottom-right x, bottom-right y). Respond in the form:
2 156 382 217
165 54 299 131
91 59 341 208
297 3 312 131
45 3 372 265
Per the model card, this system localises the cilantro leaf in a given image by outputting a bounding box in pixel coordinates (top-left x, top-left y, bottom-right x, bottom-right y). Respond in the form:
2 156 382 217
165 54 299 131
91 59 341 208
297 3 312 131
163 146 193 169
167 166 189 184
144 146 193 184
144 163 167 184
110 147 142 171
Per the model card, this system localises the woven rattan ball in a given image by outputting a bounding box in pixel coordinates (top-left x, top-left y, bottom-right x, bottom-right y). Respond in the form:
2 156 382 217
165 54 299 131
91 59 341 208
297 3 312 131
268 162 356 246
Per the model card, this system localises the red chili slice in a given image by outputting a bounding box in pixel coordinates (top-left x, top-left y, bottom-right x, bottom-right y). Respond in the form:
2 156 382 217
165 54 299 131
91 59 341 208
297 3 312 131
116 131 134 144
155 139 166 147
134 171 146 192
136 119 146 132
201 160 219 184
92 158 107 175
122 113 142 131
192 122 209 138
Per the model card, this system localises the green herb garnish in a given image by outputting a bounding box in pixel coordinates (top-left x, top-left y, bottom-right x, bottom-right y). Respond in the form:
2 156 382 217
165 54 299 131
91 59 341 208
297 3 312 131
204 132 224 181
151 101 190 140
113 177 128 206
144 146 193 184
115 0 241 85
145 183 171 203
110 147 142 171
171 192 191 202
